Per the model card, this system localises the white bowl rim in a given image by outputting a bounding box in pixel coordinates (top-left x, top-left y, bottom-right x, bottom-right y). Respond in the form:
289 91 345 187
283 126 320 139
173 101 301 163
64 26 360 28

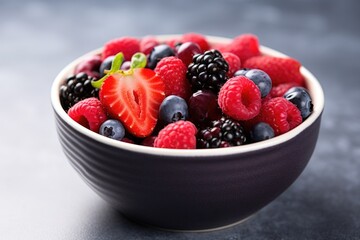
51 35 325 157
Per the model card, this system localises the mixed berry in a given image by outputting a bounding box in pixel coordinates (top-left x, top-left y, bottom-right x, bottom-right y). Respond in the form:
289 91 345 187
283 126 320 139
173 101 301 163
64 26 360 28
60 33 313 149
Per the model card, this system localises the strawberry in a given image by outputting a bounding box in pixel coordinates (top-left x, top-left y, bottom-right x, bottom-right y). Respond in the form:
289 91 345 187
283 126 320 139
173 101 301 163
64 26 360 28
243 56 304 86
99 68 165 137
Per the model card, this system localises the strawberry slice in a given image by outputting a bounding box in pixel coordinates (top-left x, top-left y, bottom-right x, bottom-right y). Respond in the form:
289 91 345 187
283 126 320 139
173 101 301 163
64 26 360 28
99 68 165 137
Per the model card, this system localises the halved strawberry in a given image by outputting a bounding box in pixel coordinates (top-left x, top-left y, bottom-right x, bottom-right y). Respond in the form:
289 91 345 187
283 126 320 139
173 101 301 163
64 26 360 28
99 68 165 137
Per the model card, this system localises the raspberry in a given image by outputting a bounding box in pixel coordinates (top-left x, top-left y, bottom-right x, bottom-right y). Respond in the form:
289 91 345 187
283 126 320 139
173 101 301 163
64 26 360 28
214 43 227 53
270 82 299 98
102 37 140 61
222 52 241 78
154 56 191 99
254 97 302 136
218 34 261 63
218 76 261 121
243 56 304 86
74 55 102 79
165 38 181 49
68 97 107 133
181 32 210 52
140 36 159 55
154 121 197 149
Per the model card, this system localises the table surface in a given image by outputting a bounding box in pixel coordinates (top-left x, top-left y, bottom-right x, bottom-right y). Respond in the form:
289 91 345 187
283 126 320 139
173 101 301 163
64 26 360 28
1 0 359 239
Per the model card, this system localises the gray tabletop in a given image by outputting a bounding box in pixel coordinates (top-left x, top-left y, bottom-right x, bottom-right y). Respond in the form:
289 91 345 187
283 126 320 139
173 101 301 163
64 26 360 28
1 0 359 239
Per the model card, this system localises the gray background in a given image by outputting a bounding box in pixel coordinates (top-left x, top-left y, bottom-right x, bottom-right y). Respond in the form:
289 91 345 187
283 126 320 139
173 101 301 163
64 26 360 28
1 0 359 239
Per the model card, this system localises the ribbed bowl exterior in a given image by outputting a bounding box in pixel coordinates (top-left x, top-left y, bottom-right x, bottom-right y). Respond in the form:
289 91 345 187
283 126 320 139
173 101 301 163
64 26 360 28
52 35 324 230
54 110 321 230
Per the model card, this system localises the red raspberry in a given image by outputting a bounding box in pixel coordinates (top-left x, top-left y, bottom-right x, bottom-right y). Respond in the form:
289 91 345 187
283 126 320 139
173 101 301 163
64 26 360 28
262 94 272 104
74 55 102 79
270 82 300 97
154 121 197 149
68 97 107 133
218 76 261 121
244 56 304 86
181 32 210 52
102 37 140 61
214 43 227 53
255 97 302 136
165 38 181 49
222 52 241 77
154 56 191 100
218 34 261 63
140 36 159 55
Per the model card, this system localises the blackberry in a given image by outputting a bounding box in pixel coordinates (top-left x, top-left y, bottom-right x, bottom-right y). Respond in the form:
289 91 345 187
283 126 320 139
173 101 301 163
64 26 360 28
197 116 247 148
186 49 229 93
60 72 99 111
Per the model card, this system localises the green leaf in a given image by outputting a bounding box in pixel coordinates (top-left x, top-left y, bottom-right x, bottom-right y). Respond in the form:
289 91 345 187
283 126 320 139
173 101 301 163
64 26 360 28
91 52 124 89
91 74 108 89
130 53 147 69
110 52 124 72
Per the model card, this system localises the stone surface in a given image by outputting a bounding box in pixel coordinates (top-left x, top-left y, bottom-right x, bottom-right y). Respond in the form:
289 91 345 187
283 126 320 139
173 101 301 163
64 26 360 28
0 0 359 239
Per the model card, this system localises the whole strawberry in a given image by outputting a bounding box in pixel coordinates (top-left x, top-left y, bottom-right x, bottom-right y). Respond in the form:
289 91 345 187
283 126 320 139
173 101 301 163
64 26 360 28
154 121 197 149
154 56 191 100
244 56 304 86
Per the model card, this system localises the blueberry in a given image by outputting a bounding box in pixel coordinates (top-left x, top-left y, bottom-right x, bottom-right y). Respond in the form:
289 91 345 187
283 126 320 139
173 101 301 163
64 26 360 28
147 44 175 69
245 69 272 98
250 122 275 142
284 87 313 120
159 95 188 124
99 119 125 140
234 68 250 77
99 56 115 77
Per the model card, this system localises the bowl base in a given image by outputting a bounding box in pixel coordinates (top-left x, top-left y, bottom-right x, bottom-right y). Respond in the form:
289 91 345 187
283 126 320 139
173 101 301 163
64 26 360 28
121 213 256 233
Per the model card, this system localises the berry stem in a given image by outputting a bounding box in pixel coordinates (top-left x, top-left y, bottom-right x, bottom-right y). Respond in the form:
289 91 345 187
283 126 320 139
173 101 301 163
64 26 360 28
92 52 124 88
92 52 147 87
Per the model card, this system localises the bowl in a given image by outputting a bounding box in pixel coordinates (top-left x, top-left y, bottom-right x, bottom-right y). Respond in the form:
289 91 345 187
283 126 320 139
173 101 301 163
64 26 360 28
51 35 324 231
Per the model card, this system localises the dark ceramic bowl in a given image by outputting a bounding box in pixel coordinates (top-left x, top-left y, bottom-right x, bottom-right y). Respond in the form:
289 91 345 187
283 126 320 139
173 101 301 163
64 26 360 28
51 35 324 231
